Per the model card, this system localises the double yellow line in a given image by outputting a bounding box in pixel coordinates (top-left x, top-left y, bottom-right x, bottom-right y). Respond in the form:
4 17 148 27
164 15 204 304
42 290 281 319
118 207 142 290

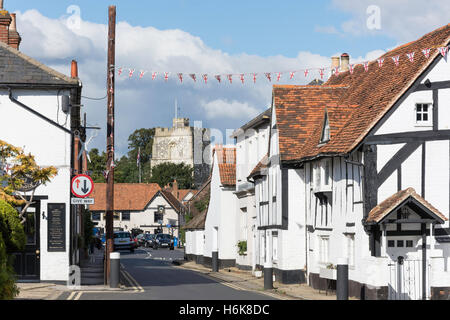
67 291 83 300
120 264 144 293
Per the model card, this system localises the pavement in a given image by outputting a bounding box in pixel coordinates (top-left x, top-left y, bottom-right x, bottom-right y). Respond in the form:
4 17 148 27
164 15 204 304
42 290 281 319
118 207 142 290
14 247 354 300
174 260 355 300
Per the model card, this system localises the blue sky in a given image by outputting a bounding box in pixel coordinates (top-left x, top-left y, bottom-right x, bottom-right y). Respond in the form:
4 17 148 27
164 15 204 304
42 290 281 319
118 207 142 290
8 0 450 157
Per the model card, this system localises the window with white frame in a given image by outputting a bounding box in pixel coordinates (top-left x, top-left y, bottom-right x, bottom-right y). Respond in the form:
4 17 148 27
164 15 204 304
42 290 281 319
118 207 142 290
345 234 355 267
415 103 432 125
320 112 330 143
318 235 330 264
271 169 277 225
313 159 332 192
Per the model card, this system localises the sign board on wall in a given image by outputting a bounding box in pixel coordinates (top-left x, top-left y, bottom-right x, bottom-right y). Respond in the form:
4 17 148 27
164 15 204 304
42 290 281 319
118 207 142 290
47 203 66 252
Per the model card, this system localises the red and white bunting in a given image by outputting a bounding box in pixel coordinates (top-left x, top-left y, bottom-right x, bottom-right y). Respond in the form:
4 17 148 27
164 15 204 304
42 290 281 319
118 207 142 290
227 74 233 84
178 73 183 83
392 55 400 66
240 74 245 84
363 62 369 72
377 58 385 68
118 67 123 76
406 52 415 63
189 74 196 82
152 72 157 80
110 159 115 169
422 48 431 59
215 75 221 83
439 46 449 58
333 66 339 76
253 73 257 83
265 73 271 82
349 64 355 74
202 74 208 84
276 72 282 81
289 71 295 79
129 69 135 78
319 69 324 79
164 72 169 81
139 70 147 79
303 70 308 78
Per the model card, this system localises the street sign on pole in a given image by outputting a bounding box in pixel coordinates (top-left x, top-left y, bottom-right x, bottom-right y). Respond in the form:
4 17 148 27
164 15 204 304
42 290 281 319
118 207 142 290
71 174 94 198
71 198 95 205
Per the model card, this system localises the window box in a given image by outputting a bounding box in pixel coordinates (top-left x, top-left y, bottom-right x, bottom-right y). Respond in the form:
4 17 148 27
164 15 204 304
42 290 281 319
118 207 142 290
320 267 337 280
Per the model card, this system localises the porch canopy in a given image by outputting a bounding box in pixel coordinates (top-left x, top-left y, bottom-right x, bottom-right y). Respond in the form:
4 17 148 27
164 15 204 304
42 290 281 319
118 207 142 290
366 188 448 225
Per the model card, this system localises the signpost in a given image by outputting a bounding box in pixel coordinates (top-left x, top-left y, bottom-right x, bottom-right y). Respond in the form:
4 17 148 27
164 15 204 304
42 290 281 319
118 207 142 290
71 174 94 198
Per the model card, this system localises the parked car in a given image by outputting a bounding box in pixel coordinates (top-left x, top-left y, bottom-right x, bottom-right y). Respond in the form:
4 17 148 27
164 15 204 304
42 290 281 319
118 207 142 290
136 234 146 247
152 233 174 250
143 233 156 248
113 231 134 252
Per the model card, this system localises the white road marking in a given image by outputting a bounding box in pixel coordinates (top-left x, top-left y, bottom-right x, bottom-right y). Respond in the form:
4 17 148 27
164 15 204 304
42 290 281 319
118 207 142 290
67 291 77 300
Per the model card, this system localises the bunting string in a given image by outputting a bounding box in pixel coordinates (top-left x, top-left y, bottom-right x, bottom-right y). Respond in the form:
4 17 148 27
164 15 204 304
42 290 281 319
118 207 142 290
114 45 449 84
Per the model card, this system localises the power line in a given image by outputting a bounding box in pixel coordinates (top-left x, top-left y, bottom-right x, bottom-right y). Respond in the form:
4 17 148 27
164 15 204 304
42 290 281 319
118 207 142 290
81 94 107 101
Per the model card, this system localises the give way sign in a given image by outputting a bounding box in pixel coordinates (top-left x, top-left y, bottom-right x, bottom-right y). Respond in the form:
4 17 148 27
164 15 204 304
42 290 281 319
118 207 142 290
71 174 94 198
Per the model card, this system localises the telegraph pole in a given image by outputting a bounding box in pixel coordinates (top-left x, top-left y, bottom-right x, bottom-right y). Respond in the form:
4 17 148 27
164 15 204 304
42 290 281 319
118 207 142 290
105 5 116 285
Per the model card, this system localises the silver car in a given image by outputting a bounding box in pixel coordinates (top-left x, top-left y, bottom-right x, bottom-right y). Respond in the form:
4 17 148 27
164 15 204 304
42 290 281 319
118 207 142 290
113 231 134 252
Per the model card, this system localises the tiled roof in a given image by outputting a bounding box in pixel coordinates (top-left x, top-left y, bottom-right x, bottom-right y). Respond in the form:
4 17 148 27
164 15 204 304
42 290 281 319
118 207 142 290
0 41 79 86
160 189 184 213
90 183 161 211
366 188 447 224
248 154 269 179
214 146 236 186
178 189 194 202
184 209 207 230
273 85 349 162
274 23 450 162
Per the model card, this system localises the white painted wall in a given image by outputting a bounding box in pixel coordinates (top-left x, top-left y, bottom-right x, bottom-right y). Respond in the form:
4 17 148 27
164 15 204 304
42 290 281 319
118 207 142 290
0 89 73 282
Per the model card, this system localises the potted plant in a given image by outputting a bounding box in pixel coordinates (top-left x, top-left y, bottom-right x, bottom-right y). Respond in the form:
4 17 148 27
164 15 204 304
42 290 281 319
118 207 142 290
237 240 247 256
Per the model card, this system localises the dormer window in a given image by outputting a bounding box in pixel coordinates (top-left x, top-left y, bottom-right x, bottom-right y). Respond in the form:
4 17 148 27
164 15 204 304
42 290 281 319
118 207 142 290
320 112 330 143
415 103 432 126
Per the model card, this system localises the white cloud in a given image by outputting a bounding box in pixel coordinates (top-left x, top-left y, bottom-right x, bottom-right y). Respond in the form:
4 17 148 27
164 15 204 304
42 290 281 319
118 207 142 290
330 0 450 43
200 99 260 120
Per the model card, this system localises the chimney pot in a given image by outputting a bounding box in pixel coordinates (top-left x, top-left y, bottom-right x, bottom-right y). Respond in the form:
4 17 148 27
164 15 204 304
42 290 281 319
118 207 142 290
9 12 16 31
0 0 3 10
331 56 340 72
341 53 350 72
71 60 78 78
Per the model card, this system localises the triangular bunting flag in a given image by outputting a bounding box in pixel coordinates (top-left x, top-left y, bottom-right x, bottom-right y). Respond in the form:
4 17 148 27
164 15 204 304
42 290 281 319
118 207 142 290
392 55 400 66
164 72 169 81
240 74 245 84
215 75 221 83
152 72 157 80
276 72 282 81
377 58 384 68
319 69 324 79
129 69 135 78
202 74 208 84
253 73 257 83
289 71 295 79
363 62 369 72
139 70 146 79
178 73 183 83
406 52 415 63
438 46 449 58
303 70 308 78
118 67 123 76
333 66 339 76
265 73 271 82
422 48 431 59
349 64 355 74
190 74 196 82
227 74 233 84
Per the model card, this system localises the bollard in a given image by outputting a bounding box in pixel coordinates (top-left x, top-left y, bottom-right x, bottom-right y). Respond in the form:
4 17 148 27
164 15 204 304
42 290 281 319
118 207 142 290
212 251 219 272
110 252 120 288
264 267 273 290
337 257 349 300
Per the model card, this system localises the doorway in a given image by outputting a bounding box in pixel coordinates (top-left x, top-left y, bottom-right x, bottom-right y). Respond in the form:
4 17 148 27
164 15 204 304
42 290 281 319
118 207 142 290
12 201 41 281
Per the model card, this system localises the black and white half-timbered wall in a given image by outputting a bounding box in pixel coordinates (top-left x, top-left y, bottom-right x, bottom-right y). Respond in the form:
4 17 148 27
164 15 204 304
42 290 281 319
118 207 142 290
248 24 450 300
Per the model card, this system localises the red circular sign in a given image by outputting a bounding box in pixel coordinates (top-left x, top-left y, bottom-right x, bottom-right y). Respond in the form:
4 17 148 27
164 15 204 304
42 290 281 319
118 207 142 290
71 174 94 198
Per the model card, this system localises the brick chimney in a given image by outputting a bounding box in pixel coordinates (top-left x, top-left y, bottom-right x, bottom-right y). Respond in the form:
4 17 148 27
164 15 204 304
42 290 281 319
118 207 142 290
172 180 179 199
71 60 79 78
0 0 12 46
340 53 350 72
8 13 21 50
331 56 340 74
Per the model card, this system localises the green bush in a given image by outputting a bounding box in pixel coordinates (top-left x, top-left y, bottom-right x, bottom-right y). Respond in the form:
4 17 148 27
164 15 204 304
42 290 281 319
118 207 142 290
237 240 247 256
0 200 25 300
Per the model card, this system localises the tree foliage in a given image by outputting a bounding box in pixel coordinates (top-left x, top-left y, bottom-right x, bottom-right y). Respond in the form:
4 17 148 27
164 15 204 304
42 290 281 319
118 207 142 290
150 162 194 189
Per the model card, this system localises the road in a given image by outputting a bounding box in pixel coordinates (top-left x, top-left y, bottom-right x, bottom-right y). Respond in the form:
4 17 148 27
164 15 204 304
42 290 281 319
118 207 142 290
60 246 277 300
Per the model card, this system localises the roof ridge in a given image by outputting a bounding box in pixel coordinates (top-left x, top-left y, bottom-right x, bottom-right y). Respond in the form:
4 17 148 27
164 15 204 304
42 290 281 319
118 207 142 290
0 41 79 85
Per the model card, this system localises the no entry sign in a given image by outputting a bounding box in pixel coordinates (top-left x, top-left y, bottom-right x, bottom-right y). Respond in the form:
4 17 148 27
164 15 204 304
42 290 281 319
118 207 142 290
71 174 94 198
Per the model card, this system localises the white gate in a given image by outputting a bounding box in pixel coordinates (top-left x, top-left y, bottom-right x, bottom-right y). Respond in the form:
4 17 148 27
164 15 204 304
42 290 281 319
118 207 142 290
388 259 430 300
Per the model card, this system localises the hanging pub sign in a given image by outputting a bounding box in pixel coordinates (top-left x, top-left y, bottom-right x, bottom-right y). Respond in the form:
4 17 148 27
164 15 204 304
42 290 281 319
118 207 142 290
48 203 66 252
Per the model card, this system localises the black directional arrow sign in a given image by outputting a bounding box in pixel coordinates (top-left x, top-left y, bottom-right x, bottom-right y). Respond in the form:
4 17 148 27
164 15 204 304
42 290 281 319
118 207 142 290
71 174 94 198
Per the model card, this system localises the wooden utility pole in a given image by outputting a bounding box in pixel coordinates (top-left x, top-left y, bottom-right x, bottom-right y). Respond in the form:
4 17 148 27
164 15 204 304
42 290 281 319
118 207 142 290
105 5 116 285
